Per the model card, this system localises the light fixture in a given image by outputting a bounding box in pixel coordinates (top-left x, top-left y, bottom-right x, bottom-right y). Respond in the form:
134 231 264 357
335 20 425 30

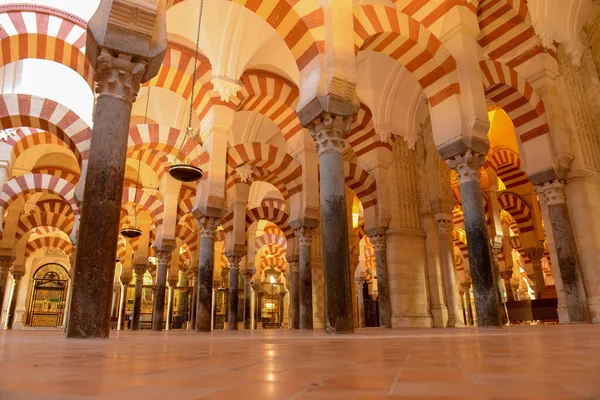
168 0 204 183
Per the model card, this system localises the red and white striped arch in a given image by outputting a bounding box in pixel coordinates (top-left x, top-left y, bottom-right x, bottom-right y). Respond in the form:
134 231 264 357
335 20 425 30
476 0 556 68
0 4 92 87
226 143 302 199
348 104 393 158
0 174 78 219
497 191 534 233
7 127 83 166
245 206 293 238
391 1 479 28
500 209 520 235
237 70 303 142
255 233 287 251
480 60 549 144
177 186 196 222
25 235 73 259
121 186 165 228
126 149 170 182
257 243 287 259
260 197 286 212
260 256 288 271
16 211 74 241
36 199 74 218
354 4 460 107
167 0 324 72
485 147 529 189
0 94 91 161
345 161 377 209
31 167 79 186
452 228 469 261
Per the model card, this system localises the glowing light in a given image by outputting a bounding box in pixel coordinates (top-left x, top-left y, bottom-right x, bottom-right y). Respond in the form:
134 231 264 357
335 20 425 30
269 275 276 284
265 302 275 309
352 213 359 228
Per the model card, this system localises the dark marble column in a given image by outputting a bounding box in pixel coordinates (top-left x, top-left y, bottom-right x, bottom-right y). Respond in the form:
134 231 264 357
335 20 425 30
367 231 391 328
243 271 254 329
152 247 174 331
4 270 23 330
117 277 130 330
355 277 365 328
535 180 589 322
196 216 218 332
66 49 153 338
524 249 545 299
111 284 120 318
435 218 463 327
252 282 261 329
226 255 242 331
165 278 177 330
295 227 316 330
500 271 515 302
131 265 146 331
189 271 198 329
447 150 501 326
255 285 263 328
288 259 299 329
0 258 12 314
461 281 474 326
279 291 286 326
307 114 354 334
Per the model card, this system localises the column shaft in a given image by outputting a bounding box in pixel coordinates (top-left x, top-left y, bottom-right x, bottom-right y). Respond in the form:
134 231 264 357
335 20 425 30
296 228 315 330
437 219 462 327
0 266 10 314
152 251 172 331
501 272 515 302
131 269 145 331
462 283 474 325
228 267 239 330
243 273 253 329
290 263 299 329
368 233 391 328
4 273 22 330
355 278 365 328
117 280 129 330
196 225 216 332
190 274 198 329
165 285 175 330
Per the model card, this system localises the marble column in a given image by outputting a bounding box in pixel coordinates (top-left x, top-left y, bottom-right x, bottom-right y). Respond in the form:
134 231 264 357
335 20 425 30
436 217 463 327
252 282 261 329
307 114 354 334
367 231 391 328
152 248 174 331
117 277 130 330
4 270 23 330
461 281 474 326
524 249 545 299
535 180 589 321
0 259 12 314
196 216 219 332
279 291 286 326
111 284 120 318
288 259 299 329
165 279 177 330
189 271 198 330
447 150 502 326
295 227 315 330
500 271 515 302
131 264 146 331
243 271 254 329
226 255 242 331
355 277 365 328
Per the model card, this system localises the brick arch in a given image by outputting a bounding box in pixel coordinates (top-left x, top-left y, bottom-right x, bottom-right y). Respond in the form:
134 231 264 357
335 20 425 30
0 174 78 230
121 186 165 228
175 216 198 252
226 143 302 200
260 197 286 212
476 0 556 68
348 103 393 158
36 199 74 220
16 211 74 242
126 149 169 182
354 5 460 108
0 5 93 88
452 228 469 259
7 128 83 167
500 210 520 235
257 243 287 259
31 167 79 186
480 60 549 144
177 186 196 222
497 191 533 233
0 94 92 161
485 147 529 189
167 0 323 72
255 233 287 251
344 161 377 209
25 235 73 259
259 256 288 271
245 206 293 239
237 70 303 142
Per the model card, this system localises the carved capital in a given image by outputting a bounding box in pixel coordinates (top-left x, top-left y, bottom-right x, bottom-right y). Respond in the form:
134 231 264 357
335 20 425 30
307 113 352 155
535 179 566 206
0 257 13 271
120 277 132 286
252 282 262 292
436 218 453 235
368 234 387 252
288 260 299 273
94 49 147 103
354 276 365 288
155 249 173 266
524 248 545 262
500 270 513 280
133 265 147 277
10 270 24 280
295 226 315 246
460 281 471 291
226 255 243 270
198 216 219 238
211 76 242 102
243 270 254 281
446 149 485 184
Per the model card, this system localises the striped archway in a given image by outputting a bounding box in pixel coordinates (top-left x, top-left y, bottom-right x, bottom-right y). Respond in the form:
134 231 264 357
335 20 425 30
497 191 534 233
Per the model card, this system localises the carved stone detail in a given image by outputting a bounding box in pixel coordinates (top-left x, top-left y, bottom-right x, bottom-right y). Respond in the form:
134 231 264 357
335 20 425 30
368 234 386 252
354 276 365 288
107 0 158 37
436 218 453 235
288 260 299 273
327 76 357 103
226 255 242 270
155 249 173 266
446 149 485 184
295 226 315 246
211 76 242 102
198 216 219 238
307 113 353 155
95 49 147 103
535 179 567 206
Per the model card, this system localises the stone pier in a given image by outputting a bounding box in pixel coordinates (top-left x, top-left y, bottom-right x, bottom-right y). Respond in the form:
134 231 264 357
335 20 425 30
152 246 174 331
0 257 12 314
131 264 146 331
436 216 463 326
367 230 391 328
196 216 219 332
288 258 299 329
243 271 253 329
295 226 316 330
117 277 130 330
226 254 242 330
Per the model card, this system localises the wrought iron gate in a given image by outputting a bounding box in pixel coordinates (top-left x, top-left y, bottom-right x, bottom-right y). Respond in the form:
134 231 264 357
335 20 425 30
26 263 69 328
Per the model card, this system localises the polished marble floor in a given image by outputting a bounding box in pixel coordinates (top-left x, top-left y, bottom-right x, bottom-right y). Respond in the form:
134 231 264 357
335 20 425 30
0 325 599 400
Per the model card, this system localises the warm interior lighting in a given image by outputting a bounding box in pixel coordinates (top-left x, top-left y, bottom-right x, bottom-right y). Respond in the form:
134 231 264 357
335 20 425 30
269 275 276 284
265 302 275 309
352 212 359 228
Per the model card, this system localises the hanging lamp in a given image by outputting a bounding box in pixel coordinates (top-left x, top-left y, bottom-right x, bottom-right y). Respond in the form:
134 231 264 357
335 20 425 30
121 88 153 239
168 0 204 183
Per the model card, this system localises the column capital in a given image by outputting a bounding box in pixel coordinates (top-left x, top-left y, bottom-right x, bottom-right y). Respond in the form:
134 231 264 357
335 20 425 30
354 276 365 288
133 264 147 276
94 49 147 103
446 149 485 184
10 269 24 280
252 282 262 292
500 270 513 280
155 248 174 265
535 179 566 206
368 233 387 252
306 113 353 155
243 270 254 281
120 277 132 286
226 254 243 270
294 226 315 246
0 256 13 271
435 217 453 235
460 281 471 291
197 215 220 238
523 248 545 262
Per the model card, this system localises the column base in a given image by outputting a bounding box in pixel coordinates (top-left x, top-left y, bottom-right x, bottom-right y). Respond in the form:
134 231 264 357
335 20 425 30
392 315 433 328
430 306 448 328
